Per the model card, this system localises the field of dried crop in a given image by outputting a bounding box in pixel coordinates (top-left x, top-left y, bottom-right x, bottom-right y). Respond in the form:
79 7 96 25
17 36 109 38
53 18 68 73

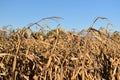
0 17 120 80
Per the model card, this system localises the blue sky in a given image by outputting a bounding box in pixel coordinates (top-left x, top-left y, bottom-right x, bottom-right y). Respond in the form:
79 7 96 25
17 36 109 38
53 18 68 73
0 0 120 31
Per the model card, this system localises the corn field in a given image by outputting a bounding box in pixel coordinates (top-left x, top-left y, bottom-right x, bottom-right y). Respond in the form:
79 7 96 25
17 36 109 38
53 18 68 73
0 17 120 80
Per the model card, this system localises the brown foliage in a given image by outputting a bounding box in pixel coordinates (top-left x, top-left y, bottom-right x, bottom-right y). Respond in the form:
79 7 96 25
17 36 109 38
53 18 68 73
0 17 120 80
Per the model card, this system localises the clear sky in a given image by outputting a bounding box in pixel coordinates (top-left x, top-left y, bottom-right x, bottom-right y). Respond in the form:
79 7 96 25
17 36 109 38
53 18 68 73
0 0 120 31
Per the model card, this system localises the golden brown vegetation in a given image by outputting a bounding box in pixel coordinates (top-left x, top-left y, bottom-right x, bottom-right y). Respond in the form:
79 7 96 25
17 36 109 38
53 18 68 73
0 17 120 80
